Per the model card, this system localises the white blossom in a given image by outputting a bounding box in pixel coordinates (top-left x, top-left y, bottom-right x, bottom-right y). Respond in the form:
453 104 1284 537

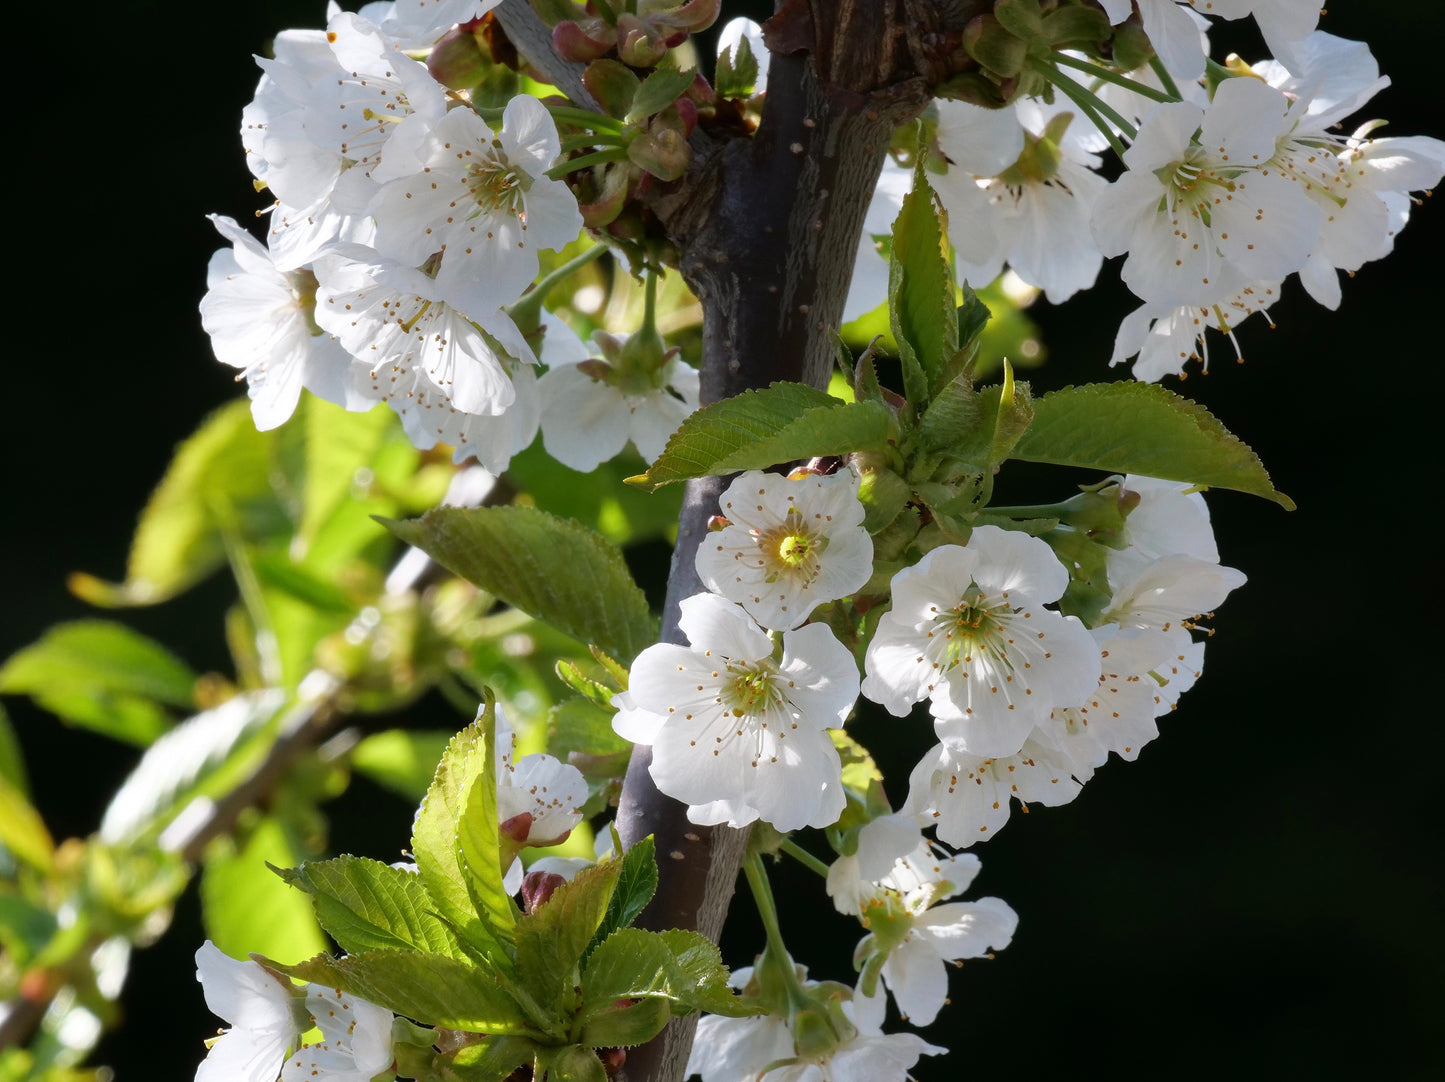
280 984 395 1082
383 0 500 47
199 216 362 430
696 469 874 631
368 94 583 317
194 941 307 1082
861 526 1099 760
613 593 859 831
1104 553 1247 633
1091 76 1322 308
494 705 587 849
537 331 701 472
1109 280 1282 381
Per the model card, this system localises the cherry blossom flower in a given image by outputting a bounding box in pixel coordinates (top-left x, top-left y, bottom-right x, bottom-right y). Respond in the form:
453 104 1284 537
904 738 1082 847
935 99 1108 303
613 593 859 831
861 526 1099 760
314 244 534 418
367 94 583 317
696 469 873 631
1091 76 1322 308
193 941 307 1082
1108 281 1282 381
493 704 587 893
280 984 395 1082
537 329 701 472
199 215 361 430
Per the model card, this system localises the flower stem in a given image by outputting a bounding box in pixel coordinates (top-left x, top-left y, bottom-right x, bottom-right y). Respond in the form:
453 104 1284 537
546 147 630 179
1149 56 1184 101
1051 51 1177 104
1039 64 1135 156
743 851 809 1003
548 104 624 133
508 243 609 332
560 131 625 155
779 839 832 879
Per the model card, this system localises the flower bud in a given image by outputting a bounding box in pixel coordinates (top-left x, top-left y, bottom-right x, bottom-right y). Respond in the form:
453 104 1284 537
520 869 566 912
427 25 490 90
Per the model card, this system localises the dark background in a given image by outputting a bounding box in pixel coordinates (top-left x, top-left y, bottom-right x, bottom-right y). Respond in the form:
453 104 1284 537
7 2 1442 1079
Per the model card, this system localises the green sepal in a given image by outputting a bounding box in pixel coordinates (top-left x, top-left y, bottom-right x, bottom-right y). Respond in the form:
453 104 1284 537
1007 382 1295 508
273 950 535 1034
582 59 639 119
628 383 894 491
963 14 1028 78
384 505 659 663
947 361 1034 474
276 854 467 959
1040 2 1112 47
549 1044 611 1082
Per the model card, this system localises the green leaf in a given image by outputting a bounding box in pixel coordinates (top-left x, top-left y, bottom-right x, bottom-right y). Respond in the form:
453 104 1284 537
630 383 894 491
916 371 983 453
889 167 956 410
1008 382 1295 509
548 699 629 760
588 836 657 957
515 857 622 1009
505 441 684 546
69 399 292 606
352 730 453 802
945 363 1034 473
278 950 535 1033
385 506 657 664
654 928 755 1016
409 705 515 966
300 396 396 550
580 929 675 1009
0 704 24 795
577 997 671 1052
715 32 760 97
626 67 696 124
201 815 326 964
457 705 517 946
277 855 465 958
0 776 54 870
437 1036 537 1082
0 621 198 746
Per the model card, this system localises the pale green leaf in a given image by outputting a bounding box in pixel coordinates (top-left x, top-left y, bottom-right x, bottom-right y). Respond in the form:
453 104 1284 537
437 1036 537 1082
0 704 24 795
515 857 622 1009
715 32 760 97
385 506 657 663
626 67 696 124
588 836 657 959
0 777 54 870
351 730 453 802
277 855 465 958
1008 382 1295 509
201 815 326 963
654 928 755 1016
505 441 684 546
300 396 397 548
889 168 956 410
457 707 517 946
410 707 515 966
0 621 198 745
631 383 894 491
278 950 535 1033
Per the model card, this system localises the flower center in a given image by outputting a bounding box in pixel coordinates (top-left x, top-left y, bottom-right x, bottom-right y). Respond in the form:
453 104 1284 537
931 588 1015 673
467 151 531 218
758 509 826 585
722 660 784 718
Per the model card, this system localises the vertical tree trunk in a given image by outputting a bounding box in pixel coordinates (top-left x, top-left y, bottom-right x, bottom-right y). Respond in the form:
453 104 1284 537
613 8 930 1077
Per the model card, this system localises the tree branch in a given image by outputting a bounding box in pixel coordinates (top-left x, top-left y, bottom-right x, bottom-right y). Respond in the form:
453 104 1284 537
616 4 930 1076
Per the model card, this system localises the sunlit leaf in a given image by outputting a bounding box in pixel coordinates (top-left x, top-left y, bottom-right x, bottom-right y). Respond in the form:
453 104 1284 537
201 814 326 963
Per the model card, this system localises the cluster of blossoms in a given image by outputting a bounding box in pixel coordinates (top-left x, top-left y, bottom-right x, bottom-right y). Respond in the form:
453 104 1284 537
200 0 699 473
193 702 586 1082
194 941 395 1082
847 21 1445 381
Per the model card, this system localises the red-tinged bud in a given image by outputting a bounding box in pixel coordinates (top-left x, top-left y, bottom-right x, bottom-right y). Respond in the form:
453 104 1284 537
428 25 490 89
520 870 566 913
663 30 689 48
706 515 732 531
616 17 669 67
499 811 535 845
684 70 715 105
627 122 690 182
675 96 698 136
578 163 633 228
554 19 615 62
651 0 721 34
599 1047 627 1076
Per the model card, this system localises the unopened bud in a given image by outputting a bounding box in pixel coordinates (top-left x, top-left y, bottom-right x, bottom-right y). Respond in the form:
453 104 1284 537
554 19 616 63
427 25 490 89
520 870 566 913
